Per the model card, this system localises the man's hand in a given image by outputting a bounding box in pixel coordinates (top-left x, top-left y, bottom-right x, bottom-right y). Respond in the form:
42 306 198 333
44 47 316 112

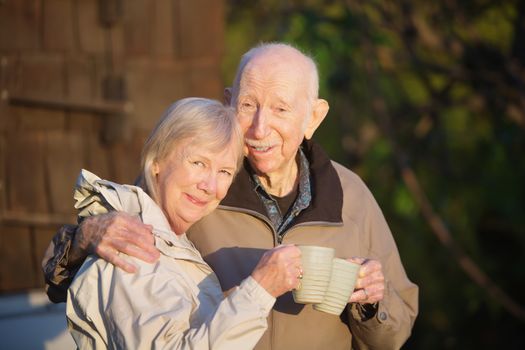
71 212 160 272
347 257 385 304
251 244 303 298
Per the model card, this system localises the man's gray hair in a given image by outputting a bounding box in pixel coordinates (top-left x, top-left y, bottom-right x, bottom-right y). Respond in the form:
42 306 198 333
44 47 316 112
231 42 320 103
139 97 243 202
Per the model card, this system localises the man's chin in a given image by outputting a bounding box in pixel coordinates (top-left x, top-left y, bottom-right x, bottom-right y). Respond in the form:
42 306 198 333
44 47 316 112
246 157 274 175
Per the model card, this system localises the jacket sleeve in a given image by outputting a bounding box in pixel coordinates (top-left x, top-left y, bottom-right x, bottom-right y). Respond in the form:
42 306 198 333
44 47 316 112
41 224 84 303
67 257 275 350
346 188 419 350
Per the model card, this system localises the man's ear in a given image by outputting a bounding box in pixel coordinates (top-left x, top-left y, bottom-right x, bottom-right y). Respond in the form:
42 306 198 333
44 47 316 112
304 99 329 139
224 87 233 106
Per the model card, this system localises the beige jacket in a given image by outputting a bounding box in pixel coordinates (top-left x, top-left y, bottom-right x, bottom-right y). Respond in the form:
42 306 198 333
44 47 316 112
188 140 419 350
67 170 275 350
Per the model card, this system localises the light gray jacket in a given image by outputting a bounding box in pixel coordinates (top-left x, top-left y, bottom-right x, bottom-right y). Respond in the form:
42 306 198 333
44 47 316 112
67 169 275 350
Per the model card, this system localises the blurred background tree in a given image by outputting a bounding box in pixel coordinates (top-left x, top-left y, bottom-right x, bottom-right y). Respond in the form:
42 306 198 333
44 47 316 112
222 0 525 348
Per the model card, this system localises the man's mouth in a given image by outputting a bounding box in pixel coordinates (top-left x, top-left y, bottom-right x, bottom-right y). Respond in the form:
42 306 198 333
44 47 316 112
246 141 274 153
250 145 272 152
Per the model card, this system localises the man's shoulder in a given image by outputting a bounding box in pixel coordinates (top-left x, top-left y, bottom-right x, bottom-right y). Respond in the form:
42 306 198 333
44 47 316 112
329 160 369 191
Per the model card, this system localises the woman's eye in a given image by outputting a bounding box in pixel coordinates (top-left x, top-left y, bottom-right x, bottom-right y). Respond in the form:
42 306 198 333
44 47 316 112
220 169 232 176
193 161 204 167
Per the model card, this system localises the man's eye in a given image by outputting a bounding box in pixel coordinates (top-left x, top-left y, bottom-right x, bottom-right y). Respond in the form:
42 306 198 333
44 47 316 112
272 105 288 113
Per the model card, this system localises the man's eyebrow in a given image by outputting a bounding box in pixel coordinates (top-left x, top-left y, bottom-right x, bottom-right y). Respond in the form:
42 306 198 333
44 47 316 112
273 94 292 106
237 94 254 99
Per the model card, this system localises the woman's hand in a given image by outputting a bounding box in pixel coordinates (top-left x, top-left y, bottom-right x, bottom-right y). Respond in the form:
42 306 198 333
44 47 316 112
251 244 302 298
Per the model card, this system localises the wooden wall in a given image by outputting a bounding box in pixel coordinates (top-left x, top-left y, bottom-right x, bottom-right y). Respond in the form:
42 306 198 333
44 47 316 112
0 0 225 292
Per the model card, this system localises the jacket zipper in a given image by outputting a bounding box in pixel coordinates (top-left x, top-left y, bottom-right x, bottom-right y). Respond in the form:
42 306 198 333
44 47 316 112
219 205 343 247
219 205 343 349
219 205 280 245
218 205 344 245
277 221 344 244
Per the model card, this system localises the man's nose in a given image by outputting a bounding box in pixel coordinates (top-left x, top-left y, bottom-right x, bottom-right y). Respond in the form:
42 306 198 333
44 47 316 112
250 107 270 139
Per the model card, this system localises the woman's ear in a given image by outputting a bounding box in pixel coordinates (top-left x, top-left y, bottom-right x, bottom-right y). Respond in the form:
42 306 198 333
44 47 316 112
304 99 329 139
152 161 160 177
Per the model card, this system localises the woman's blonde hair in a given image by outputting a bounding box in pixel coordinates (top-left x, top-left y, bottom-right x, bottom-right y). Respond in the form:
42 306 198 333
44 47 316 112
139 97 243 202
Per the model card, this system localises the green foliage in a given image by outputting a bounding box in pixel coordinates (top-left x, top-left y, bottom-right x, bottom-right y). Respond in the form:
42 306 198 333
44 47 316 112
225 0 525 348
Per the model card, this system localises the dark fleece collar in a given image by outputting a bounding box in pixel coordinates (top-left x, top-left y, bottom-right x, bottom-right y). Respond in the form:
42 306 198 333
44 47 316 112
220 139 343 225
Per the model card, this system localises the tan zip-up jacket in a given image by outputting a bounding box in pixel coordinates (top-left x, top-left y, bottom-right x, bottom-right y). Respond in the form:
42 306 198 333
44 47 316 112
67 170 275 349
187 140 419 350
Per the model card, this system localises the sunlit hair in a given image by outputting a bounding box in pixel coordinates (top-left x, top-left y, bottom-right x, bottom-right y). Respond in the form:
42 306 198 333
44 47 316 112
231 42 320 104
139 97 243 202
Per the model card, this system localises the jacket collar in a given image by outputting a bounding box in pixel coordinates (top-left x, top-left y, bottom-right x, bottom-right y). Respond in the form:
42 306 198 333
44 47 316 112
220 139 343 225
77 169 208 266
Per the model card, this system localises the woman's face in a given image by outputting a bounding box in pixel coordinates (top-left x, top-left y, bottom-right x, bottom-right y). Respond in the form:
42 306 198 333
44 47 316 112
153 138 239 234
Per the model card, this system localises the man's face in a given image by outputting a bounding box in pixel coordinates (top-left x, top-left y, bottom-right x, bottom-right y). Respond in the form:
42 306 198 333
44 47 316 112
234 58 312 177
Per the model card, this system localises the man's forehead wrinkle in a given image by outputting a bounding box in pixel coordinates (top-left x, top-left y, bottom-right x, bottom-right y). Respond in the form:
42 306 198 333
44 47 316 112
239 65 304 101
240 74 291 94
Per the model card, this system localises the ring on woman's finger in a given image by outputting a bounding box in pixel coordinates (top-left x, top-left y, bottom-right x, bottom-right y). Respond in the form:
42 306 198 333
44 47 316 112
363 288 369 300
297 266 303 276
298 272 303 279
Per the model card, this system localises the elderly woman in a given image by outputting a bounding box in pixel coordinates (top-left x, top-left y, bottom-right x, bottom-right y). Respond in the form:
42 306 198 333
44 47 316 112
67 98 302 349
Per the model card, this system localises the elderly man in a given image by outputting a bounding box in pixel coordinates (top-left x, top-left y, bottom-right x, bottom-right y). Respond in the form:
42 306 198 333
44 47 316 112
43 43 418 349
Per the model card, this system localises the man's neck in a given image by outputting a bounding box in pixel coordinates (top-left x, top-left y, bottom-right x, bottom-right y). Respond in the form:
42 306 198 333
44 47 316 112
255 158 299 197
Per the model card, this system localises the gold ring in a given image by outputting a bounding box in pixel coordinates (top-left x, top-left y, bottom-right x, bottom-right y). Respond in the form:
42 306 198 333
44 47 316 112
363 288 369 299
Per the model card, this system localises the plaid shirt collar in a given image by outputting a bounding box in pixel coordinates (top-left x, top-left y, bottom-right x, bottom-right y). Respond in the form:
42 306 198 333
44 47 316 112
249 147 312 235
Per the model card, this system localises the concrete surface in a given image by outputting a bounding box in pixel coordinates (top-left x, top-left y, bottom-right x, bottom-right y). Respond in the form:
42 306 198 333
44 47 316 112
0 289 75 349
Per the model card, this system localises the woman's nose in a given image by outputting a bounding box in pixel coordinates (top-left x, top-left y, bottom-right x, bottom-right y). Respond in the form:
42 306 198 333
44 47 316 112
197 173 217 194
